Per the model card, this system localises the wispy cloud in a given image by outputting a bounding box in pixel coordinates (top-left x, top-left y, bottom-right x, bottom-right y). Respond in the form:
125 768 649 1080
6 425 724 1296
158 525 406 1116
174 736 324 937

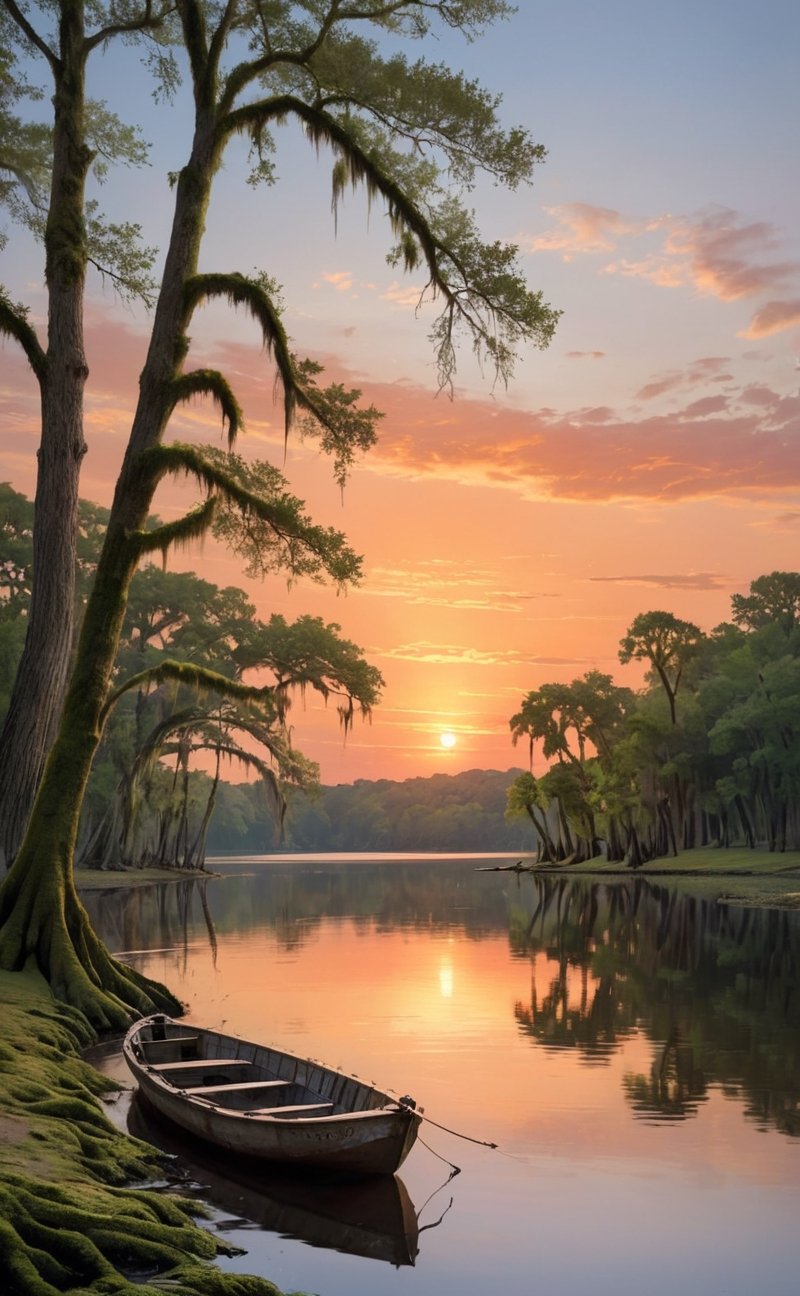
590 573 728 591
754 511 800 531
530 203 800 336
10 311 796 513
376 641 605 668
526 204 654 258
360 373 800 504
607 209 797 301
364 560 555 614
636 357 733 403
378 641 526 666
320 270 354 292
740 299 800 339
381 281 427 308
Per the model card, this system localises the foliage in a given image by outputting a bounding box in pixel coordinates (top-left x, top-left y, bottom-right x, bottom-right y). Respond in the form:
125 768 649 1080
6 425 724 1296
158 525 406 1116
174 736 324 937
79 563 383 872
203 766 530 854
1 0 558 1028
731 570 800 636
508 573 800 865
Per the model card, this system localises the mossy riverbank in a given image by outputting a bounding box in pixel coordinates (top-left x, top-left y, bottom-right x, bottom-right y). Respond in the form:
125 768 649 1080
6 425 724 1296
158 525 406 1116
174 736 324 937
0 968 295 1296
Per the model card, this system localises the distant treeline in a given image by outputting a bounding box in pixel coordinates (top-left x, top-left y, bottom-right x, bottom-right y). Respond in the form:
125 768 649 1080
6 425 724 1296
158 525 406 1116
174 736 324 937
206 767 531 854
5 482 799 869
507 573 800 864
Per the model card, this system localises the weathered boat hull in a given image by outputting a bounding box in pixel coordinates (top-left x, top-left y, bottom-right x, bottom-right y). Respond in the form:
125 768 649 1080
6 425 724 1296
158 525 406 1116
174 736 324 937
123 1015 421 1177
128 1094 420 1266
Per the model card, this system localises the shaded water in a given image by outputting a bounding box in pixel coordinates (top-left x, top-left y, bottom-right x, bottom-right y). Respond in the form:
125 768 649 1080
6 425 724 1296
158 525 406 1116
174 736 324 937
86 855 800 1296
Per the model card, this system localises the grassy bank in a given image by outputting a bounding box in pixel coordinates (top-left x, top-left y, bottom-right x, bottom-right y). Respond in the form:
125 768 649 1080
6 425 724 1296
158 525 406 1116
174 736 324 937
0 968 292 1296
525 846 800 906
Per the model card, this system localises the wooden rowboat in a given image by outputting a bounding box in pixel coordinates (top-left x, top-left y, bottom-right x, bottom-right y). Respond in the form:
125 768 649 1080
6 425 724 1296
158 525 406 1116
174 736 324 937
123 1014 422 1177
128 1094 420 1266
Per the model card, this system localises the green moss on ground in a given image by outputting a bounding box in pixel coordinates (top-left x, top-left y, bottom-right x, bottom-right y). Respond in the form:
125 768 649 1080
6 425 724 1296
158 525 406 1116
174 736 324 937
0 969 295 1296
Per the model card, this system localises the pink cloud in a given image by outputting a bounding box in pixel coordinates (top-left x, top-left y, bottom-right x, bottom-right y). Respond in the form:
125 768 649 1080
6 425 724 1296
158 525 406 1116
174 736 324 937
739 385 780 407
665 210 797 301
740 299 800 338
533 202 799 334
5 310 798 512
680 395 729 418
527 203 646 258
637 358 735 404
636 372 685 401
356 376 800 504
321 271 354 292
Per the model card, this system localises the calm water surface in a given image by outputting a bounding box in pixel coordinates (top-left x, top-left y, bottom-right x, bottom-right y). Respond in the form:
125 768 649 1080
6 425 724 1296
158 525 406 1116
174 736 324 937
85 854 800 1296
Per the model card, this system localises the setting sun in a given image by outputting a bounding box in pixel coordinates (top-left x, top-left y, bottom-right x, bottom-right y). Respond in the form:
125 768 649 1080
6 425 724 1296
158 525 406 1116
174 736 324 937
440 732 457 749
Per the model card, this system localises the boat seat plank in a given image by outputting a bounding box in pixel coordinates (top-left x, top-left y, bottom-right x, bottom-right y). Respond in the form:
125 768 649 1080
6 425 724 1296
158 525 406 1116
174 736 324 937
146 1034 200 1046
246 1102 335 1117
141 1036 201 1059
149 1058 250 1073
184 1080 290 1096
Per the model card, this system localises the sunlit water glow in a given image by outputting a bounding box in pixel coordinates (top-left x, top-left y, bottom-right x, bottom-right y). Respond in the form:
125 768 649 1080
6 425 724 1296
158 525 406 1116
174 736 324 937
86 855 800 1296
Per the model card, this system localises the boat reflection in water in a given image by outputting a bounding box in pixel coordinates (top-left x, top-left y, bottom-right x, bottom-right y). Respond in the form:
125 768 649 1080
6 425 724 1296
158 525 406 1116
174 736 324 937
127 1094 420 1268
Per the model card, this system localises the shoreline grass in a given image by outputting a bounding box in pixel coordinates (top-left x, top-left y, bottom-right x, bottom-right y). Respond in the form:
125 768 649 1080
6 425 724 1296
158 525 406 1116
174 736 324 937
487 846 800 907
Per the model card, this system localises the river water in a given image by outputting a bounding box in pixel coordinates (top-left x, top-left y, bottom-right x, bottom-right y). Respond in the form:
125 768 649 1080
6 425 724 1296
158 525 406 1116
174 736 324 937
85 854 800 1296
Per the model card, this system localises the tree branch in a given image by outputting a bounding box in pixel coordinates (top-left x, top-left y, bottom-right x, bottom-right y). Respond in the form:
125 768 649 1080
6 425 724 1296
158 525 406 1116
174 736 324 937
0 290 46 381
84 0 167 53
2 0 58 71
175 0 211 99
217 95 556 388
100 659 271 727
183 272 380 478
168 367 244 445
128 498 217 562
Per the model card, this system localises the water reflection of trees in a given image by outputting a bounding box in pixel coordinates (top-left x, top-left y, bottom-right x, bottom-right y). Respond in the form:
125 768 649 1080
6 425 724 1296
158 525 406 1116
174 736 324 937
82 864 800 1138
82 877 218 974
84 862 517 957
511 876 800 1135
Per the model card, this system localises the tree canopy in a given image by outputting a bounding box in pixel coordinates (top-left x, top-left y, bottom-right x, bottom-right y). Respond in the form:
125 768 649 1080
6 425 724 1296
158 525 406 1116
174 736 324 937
508 573 800 865
0 1 558 1027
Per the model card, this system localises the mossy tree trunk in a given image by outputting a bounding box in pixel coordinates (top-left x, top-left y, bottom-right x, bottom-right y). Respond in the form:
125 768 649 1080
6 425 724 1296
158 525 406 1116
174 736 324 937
0 0 91 865
0 102 217 1027
0 529 184 1027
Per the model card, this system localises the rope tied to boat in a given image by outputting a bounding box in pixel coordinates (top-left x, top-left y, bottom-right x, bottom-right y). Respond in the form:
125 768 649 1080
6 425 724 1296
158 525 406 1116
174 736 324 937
397 1095 498 1150
418 1112 498 1150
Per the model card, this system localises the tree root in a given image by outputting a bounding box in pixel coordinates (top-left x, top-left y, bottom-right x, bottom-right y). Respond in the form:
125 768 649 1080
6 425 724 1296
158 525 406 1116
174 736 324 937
0 859 182 1029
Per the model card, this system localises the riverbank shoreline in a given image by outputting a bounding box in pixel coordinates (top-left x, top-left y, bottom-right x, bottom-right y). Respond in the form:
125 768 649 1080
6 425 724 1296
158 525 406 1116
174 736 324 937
0 968 288 1295
73 848 800 910
476 846 800 907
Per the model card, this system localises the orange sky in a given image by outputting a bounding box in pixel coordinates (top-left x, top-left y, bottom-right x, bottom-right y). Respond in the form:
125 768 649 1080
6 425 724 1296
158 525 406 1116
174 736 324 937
2 4 799 784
